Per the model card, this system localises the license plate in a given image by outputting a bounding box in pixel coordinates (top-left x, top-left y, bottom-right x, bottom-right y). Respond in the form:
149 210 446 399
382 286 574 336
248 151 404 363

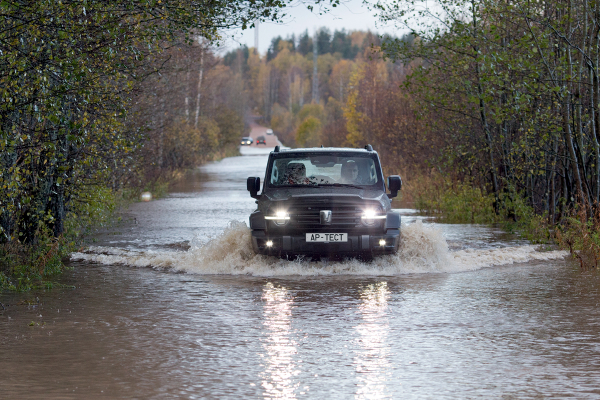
306 233 348 243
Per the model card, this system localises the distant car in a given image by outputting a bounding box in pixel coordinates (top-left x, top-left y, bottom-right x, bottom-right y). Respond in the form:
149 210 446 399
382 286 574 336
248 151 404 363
240 137 253 145
256 136 267 145
266 129 274 135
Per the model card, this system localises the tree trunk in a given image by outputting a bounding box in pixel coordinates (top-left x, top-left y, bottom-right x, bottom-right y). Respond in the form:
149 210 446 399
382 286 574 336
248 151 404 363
194 45 204 129
312 30 318 103
185 70 191 123
471 0 499 213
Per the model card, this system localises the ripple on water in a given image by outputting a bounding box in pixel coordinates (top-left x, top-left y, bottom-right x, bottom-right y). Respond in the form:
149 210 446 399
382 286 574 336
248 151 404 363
71 220 568 276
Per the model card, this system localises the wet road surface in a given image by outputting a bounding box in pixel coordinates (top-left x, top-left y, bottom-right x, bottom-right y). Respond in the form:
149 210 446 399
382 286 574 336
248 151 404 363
2 152 600 399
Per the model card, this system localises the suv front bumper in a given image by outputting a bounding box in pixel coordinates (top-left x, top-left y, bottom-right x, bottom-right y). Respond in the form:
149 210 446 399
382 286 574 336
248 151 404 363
251 229 400 257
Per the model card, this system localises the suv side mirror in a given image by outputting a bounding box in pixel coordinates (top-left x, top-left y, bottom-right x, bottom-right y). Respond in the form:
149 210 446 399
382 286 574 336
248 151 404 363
247 177 261 199
386 175 402 198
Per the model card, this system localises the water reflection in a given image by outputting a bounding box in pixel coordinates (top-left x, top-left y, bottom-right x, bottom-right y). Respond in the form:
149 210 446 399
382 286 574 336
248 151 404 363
354 282 392 399
260 282 299 399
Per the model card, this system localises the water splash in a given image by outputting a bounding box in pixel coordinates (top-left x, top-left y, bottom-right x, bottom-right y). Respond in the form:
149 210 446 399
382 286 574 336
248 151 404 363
71 221 568 275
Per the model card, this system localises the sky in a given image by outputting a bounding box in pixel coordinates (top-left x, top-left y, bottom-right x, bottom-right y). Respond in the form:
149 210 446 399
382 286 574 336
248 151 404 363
220 0 405 55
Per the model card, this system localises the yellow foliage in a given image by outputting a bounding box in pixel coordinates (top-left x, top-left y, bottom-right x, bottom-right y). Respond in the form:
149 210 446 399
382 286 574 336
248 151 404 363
343 65 365 146
164 119 219 168
297 103 325 122
296 116 322 147
271 103 292 133
330 59 355 101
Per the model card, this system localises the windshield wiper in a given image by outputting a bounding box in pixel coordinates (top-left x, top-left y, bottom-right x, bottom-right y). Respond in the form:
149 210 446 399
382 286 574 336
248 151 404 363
316 183 364 190
276 183 365 189
274 183 314 187
277 184 320 188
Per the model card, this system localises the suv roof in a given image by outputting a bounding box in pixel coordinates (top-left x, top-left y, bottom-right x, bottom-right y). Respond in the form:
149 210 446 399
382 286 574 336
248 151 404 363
273 146 374 154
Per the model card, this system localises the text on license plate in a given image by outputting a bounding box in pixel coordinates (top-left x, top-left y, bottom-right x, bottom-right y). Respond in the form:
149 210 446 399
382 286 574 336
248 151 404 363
306 233 348 242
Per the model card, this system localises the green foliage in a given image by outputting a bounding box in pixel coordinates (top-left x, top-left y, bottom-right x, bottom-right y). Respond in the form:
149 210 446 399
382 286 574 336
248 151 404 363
214 108 244 150
498 187 552 243
556 206 600 269
296 116 322 147
412 172 554 243
64 186 119 238
0 0 298 279
2 1 353 291
0 225 72 292
376 0 600 224
163 119 220 169
297 103 325 123
414 176 499 224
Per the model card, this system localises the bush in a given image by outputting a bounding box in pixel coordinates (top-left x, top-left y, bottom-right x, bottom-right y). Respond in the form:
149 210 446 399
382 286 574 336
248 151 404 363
0 226 72 291
412 172 553 243
163 119 220 169
414 174 498 224
1 185 121 292
295 116 322 147
555 205 600 269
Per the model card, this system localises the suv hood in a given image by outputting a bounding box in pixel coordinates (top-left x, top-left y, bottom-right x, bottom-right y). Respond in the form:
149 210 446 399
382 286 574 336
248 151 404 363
264 187 385 201
261 188 389 213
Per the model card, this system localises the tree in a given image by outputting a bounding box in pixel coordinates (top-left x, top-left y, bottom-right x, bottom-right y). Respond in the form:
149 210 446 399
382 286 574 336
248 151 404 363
374 0 600 220
296 116 322 147
331 30 360 59
298 30 313 55
0 0 294 243
317 28 332 55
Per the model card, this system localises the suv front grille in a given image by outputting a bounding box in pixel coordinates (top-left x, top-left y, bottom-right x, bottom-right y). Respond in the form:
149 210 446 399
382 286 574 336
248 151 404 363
288 205 363 228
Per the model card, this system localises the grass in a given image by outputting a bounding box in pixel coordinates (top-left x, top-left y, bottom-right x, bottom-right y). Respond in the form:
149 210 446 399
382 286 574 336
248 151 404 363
0 226 74 292
555 204 600 269
409 172 553 242
0 185 124 292
408 172 600 269
412 174 499 224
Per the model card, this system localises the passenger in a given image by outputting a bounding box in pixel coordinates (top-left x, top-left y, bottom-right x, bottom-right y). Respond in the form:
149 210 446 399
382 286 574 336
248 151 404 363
340 160 361 184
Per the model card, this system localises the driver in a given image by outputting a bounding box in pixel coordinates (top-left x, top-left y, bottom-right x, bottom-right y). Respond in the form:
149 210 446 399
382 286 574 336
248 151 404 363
285 163 309 185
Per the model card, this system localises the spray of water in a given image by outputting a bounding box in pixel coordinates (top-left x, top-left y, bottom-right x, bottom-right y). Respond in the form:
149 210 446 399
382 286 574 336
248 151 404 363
71 221 568 275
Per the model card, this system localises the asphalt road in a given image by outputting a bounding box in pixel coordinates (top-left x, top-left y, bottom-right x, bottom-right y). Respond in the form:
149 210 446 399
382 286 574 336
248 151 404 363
245 123 282 148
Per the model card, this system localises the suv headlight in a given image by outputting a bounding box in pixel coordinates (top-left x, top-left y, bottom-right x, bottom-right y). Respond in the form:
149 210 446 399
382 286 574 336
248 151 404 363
265 210 290 226
361 209 386 226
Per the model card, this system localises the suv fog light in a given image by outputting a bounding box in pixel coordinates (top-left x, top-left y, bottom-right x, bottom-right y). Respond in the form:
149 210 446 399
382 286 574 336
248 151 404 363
266 240 274 247
379 239 386 246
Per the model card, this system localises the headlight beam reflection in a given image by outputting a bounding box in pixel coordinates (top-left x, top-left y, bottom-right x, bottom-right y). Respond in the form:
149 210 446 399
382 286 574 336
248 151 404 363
354 282 392 399
260 282 300 399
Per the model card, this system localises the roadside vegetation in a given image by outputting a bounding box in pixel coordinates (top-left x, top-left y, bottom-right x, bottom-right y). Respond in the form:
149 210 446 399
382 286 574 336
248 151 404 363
1 0 341 290
372 0 600 267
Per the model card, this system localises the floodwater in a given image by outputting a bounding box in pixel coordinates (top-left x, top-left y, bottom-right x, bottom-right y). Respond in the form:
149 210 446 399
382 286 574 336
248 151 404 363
2 148 600 399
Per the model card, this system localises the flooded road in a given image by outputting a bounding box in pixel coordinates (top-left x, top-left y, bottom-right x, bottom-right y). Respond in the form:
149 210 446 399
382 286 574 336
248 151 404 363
2 149 600 399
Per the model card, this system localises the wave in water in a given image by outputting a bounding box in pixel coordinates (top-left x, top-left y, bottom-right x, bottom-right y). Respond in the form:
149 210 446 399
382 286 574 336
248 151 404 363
71 221 568 276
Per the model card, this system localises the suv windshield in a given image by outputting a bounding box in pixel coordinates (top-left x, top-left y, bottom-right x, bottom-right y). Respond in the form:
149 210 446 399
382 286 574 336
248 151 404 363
268 153 380 187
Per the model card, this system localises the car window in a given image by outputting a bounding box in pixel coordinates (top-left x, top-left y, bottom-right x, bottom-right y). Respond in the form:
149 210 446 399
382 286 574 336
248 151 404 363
269 154 379 187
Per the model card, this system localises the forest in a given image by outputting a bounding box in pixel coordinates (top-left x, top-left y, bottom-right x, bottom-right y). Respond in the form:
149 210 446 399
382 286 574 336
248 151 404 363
3 0 600 289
